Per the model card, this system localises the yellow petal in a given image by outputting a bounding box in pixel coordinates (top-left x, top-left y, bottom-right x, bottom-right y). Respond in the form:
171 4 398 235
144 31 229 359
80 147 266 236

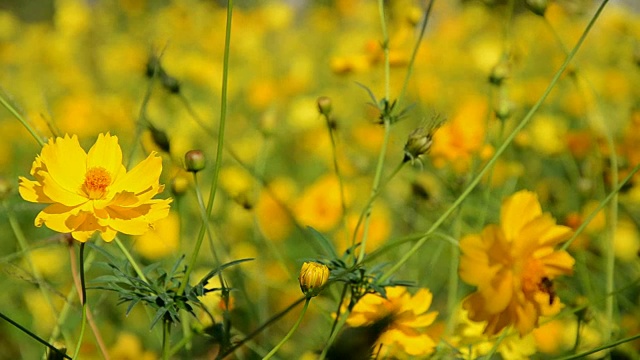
483 270 513 314
40 171 88 207
500 190 542 240
19 177 51 203
109 152 163 196
35 204 82 233
39 134 87 196
86 133 124 180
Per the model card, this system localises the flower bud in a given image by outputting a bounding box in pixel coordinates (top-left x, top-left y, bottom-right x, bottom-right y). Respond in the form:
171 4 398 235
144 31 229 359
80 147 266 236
489 60 511 86
317 96 332 116
148 125 171 153
185 150 206 173
403 126 435 163
298 261 330 297
525 0 548 16
171 175 190 196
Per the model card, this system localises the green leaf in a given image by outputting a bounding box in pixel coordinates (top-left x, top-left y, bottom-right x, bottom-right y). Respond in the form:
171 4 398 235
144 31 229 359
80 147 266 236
307 226 338 259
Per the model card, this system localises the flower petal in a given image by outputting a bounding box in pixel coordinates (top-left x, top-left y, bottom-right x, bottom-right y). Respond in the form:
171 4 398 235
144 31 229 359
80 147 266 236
500 190 542 240
39 134 87 195
86 133 124 180
109 152 163 197
40 171 88 206
19 177 51 203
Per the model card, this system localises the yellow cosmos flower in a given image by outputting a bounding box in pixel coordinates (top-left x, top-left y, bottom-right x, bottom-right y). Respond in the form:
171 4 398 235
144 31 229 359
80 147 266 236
459 190 575 336
346 287 439 358
19 133 172 242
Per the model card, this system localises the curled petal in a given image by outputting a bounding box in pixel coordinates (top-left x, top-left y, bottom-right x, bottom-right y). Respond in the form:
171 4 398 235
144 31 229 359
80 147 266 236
19 177 50 203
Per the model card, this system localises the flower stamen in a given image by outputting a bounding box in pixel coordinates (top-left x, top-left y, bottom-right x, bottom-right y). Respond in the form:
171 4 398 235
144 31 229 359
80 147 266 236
83 167 111 199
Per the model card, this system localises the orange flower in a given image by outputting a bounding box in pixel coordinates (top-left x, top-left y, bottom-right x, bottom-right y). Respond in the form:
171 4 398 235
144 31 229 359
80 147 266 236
459 190 575 336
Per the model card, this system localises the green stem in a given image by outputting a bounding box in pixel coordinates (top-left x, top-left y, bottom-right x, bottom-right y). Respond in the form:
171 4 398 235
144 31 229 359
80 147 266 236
555 333 640 360
319 308 351 360
162 320 170 360
352 161 405 252
72 243 88 360
114 237 148 283
561 165 639 251
378 0 390 101
378 0 609 283
397 0 435 107
262 298 310 360
182 0 233 296
0 311 71 360
0 92 45 147
214 296 306 359
3 202 68 348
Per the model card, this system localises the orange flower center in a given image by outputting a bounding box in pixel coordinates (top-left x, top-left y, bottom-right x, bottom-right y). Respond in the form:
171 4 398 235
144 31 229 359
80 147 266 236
83 167 111 199
521 259 545 295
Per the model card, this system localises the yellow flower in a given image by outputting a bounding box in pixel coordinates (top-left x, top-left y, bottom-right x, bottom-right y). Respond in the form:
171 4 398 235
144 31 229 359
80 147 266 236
346 287 438 358
298 261 330 297
459 190 575 336
19 133 172 242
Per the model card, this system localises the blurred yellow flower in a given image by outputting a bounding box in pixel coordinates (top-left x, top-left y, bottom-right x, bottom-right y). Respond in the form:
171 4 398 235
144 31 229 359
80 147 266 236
459 190 575 336
19 133 172 242
109 332 157 360
452 307 536 359
346 287 438 358
294 175 345 232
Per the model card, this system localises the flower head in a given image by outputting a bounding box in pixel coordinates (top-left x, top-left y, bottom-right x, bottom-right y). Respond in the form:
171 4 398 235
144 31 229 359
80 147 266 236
459 190 575 336
298 261 330 297
19 133 172 242
346 287 439 358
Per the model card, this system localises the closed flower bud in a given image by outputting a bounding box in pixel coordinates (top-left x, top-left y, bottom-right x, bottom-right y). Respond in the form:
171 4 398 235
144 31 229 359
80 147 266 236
171 175 190 196
317 96 332 116
298 261 330 297
403 126 435 163
185 150 206 173
525 0 548 16
489 60 511 85
148 125 171 153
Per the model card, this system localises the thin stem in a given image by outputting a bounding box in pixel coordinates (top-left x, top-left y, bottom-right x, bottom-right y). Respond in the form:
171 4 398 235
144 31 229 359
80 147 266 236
0 91 45 147
262 298 310 360
205 0 233 216
352 161 405 252
397 0 435 107
68 244 111 360
162 321 170 360
72 243 88 360
182 0 233 296
0 311 71 360
357 120 392 264
114 237 148 283
3 201 69 349
378 0 610 283
323 112 349 244
560 164 639 251
319 308 351 360
378 0 390 100
555 333 640 360
215 296 306 359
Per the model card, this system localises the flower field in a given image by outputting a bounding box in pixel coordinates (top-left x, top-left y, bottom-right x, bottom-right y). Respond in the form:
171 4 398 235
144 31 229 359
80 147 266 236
0 0 639 359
